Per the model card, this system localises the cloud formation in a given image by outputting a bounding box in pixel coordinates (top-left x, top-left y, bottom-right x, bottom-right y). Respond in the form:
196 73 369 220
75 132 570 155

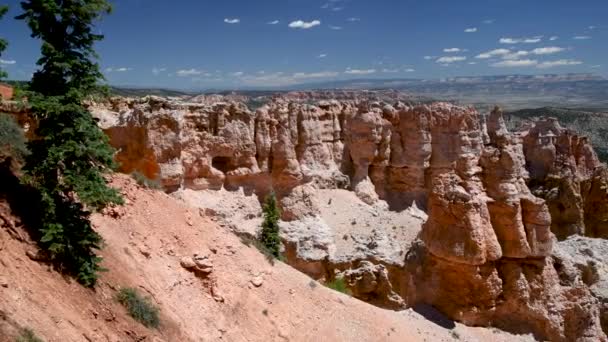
267 20 279 25
289 20 321 29
176 68 203 77
491 59 538 67
105 67 132 72
329 25 343 30
531 46 565 55
436 56 467 63
464 27 477 33
443 48 462 53
500 37 542 44
573 36 591 40
224 18 240 24
0 59 16 65
537 59 583 68
344 68 376 75
475 49 511 59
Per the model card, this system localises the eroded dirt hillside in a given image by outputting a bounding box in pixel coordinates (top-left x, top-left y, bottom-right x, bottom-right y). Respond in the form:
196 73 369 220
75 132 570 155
0 175 532 342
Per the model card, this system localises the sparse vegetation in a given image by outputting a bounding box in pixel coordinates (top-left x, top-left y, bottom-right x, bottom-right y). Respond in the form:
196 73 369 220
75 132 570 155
325 277 351 295
116 287 160 328
131 171 162 189
16 0 123 286
259 192 282 259
239 235 285 264
0 113 28 163
15 328 43 342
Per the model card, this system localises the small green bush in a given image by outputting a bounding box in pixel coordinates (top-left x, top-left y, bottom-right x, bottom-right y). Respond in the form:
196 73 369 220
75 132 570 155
325 277 351 295
15 328 43 342
130 171 162 189
0 113 28 162
116 287 160 328
259 193 281 259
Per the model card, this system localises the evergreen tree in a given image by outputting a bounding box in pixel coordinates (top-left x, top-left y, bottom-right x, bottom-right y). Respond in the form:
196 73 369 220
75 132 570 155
260 193 281 259
17 0 122 287
0 5 8 80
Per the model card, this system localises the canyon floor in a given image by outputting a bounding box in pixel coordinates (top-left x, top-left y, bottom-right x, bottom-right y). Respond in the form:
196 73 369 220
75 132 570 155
0 175 534 342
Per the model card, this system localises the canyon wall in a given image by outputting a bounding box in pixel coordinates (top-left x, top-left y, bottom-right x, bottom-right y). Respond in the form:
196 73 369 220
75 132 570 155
87 96 608 341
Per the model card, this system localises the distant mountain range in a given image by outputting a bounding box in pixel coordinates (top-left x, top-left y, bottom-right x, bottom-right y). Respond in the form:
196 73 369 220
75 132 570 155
284 74 608 111
108 73 608 111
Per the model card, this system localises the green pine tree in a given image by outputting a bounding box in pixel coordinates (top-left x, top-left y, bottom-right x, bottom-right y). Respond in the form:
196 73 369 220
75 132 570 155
260 193 281 259
0 5 8 80
16 0 122 287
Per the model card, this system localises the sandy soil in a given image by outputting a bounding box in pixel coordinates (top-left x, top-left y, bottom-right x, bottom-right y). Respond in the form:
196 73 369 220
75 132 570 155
0 175 534 341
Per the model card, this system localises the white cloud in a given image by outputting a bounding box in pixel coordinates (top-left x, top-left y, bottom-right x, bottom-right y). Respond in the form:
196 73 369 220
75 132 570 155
549 36 559 41
317 54 327 58
491 59 538 67
231 71 244 77
289 20 321 29
329 25 343 30
503 50 530 60
267 20 280 25
105 67 132 72
423 55 436 60
344 68 376 75
347 17 360 22
591 65 601 69
464 27 477 33
443 48 462 53
0 59 16 65
382 68 399 73
468 62 477 65
531 46 565 55
588 25 596 30
404 68 415 72
500 37 542 44
224 18 240 24
436 56 467 63
176 68 203 77
573 35 591 40
292 71 339 79
537 59 583 69
483 19 495 24
475 48 511 59
152 67 166 75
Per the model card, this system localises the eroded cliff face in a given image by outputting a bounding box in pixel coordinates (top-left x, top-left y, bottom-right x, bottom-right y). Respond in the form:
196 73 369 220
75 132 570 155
413 108 604 341
522 118 608 239
89 96 608 341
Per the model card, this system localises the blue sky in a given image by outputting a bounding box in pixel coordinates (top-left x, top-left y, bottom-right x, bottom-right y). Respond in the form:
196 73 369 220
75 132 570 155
0 0 606 89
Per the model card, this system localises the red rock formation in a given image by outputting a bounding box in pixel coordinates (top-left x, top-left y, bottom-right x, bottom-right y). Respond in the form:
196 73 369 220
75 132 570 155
523 117 608 239
415 107 605 341
0 83 13 100
88 96 608 340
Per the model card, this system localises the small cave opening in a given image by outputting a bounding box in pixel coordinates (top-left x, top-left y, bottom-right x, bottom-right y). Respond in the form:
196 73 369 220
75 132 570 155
212 156 232 174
